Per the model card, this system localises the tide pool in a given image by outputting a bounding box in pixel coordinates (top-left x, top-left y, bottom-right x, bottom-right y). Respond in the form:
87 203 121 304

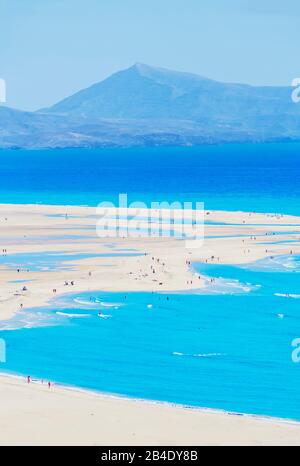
0 251 143 272
1 255 300 421
1 143 300 421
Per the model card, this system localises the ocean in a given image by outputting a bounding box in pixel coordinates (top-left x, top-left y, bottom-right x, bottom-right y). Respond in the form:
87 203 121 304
1 142 300 421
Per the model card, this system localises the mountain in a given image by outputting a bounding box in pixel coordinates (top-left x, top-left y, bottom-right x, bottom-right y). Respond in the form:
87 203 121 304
41 63 217 119
1 64 300 148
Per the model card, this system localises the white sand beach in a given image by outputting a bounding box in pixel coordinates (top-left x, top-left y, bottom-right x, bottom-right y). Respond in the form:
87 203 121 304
1 203 300 446
1 203 300 322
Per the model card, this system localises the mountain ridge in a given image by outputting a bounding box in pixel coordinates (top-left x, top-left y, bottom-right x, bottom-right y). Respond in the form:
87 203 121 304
0 64 299 149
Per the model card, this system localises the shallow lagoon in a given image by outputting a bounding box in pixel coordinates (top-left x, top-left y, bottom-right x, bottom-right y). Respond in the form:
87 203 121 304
1 143 300 419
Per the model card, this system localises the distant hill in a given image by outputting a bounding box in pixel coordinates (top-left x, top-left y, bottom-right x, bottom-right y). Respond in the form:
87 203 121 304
1 64 300 148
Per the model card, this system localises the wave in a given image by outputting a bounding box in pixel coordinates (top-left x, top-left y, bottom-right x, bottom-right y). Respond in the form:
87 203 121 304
246 255 300 273
0 311 58 331
73 298 98 306
96 300 122 309
201 276 260 296
172 352 226 358
274 293 300 299
74 298 122 309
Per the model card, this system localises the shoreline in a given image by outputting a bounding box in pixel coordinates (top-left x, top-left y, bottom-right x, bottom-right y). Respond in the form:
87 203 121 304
1 203 300 323
1 372 300 446
3 201 300 218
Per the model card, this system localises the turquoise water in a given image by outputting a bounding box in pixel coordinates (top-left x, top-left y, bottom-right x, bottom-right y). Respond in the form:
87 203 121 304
1 143 300 420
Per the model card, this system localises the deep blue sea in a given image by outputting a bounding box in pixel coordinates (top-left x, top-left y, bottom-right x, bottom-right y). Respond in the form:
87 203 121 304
1 143 300 421
1 142 300 215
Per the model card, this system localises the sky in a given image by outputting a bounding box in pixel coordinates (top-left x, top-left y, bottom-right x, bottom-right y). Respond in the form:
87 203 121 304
1 0 300 111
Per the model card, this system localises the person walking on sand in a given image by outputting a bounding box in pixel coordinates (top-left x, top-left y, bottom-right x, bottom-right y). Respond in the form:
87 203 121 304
27 376 31 384
48 381 51 389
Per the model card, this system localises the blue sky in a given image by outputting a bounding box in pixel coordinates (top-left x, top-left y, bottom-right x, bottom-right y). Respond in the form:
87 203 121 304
1 0 299 110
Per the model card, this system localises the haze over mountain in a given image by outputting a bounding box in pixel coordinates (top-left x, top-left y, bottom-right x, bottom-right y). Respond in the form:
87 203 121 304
1 64 300 148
